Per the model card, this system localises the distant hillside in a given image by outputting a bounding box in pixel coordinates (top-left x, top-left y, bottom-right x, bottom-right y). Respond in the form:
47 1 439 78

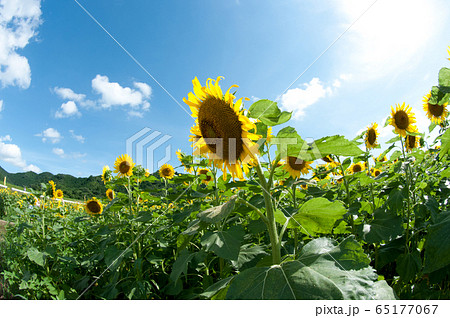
0 166 106 201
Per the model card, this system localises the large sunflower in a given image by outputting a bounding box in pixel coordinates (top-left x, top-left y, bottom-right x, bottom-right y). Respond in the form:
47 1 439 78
101 165 112 184
183 76 260 180
422 91 448 124
283 156 312 178
348 162 366 174
389 103 416 137
365 123 379 150
405 127 419 152
159 164 175 179
85 197 103 216
114 154 135 177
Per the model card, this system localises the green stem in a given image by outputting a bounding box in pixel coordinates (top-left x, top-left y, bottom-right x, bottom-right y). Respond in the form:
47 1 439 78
254 160 281 265
237 197 269 224
400 137 411 253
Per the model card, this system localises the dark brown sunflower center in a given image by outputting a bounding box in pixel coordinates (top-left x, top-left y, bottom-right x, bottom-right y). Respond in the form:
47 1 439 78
407 135 416 149
198 96 244 163
119 161 131 174
199 169 212 181
367 128 377 145
87 201 101 213
374 170 381 177
428 103 444 117
162 168 171 176
322 156 332 163
394 110 409 129
107 191 114 200
353 164 362 173
288 156 305 171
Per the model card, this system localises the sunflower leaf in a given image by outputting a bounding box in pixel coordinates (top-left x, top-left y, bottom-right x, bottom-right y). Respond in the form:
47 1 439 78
312 135 363 158
438 67 450 87
248 99 292 126
197 195 237 223
438 128 450 159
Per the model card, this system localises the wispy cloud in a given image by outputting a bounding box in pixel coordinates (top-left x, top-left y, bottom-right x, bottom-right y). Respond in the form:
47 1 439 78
52 147 86 160
0 0 42 88
69 130 85 143
36 128 62 144
0 100 3 112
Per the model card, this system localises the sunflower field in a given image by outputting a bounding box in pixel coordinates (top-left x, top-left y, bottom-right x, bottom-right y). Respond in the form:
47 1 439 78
1 53 450 300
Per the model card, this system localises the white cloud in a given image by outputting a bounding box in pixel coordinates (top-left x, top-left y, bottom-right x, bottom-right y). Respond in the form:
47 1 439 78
0 138 40 172
52 147 64 157
335 0 443 81
0 100 3 112
0 134 12 142
53 87 86 102
55 101 81 118
134 82 152 98
280 78 332 119
69 130 85 143
128 110 144 118
0 0 42 88
92 75 151 112
36 128 62 143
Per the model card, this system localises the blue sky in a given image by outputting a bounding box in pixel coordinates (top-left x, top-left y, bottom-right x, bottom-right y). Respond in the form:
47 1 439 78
0 0 449 177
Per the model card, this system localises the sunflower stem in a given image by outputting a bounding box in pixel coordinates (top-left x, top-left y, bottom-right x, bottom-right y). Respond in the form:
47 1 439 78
236 197 269 225
400 137 411 253
254 159 281 265
365 158 377 212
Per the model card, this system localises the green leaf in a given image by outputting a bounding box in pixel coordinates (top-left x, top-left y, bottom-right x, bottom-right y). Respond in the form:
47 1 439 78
385 136 401 144
231 244 269 270
396 250 421 282
27 248 46 267
376 237 405 270
104 246 131 272
423 211 450 273
201 225 245 261
387 189 404 213
197 195 237 223
272 126 308 159
312 135 363 158
292 198 347 235
438 67 450 87
226 237 395 300
170 249 195 282
361 209 403 244
200 277 234 299
438 128 450 159
248 99 292 126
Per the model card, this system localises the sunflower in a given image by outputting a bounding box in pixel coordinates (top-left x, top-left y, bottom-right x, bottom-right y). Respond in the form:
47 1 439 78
183 76 260 180
422 91 448 124
283 156 312 178
266 126 273 144
405 127 419 152
389 102 416 137
145 169 150 177
322 155 334 163
55 189 63 199
300 184 308 190
375 154 387 163
159 164 175 179
101 165 112 184
198 168 213 184
114 154 135 177
85 197 103 216
348 162 365 174
365 122 379 150
106 189 115 201
371 168 382 177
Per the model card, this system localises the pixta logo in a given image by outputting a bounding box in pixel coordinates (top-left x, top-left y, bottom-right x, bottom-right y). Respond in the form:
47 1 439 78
126 127 172 173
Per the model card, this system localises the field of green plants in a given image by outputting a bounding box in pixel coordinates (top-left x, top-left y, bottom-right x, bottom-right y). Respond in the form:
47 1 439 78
1 57 450 300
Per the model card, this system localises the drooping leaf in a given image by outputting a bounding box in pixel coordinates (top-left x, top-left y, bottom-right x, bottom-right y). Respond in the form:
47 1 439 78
169 249 195 282
423 211 450 273
197 195 237 223
27 247 46 267
231 244 269 270
201 225 245 261
396 250 422 282
199 276 234 299
438 128 450 159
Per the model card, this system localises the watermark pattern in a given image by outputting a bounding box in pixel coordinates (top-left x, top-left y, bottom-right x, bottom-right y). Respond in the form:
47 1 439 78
126 127 172 173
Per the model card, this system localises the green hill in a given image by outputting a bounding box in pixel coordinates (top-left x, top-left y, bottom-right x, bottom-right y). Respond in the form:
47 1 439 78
0 166 106 201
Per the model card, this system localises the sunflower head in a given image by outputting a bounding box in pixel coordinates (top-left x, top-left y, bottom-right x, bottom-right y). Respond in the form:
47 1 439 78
159 164 175 179
422 91 448 124
365 122 379 150
102 165 112 184
114 154 135 177
348 162 365 174
300 184 308 190
55 189 63 199
48 180 56 197
322 155 334 163
283 156 312 179
375 155 387 163
106 189 115 201
266 126 273 144
405 127 419 152
198 168 213 184
184 76 260 180
85 197 103 216
389 102 416 137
